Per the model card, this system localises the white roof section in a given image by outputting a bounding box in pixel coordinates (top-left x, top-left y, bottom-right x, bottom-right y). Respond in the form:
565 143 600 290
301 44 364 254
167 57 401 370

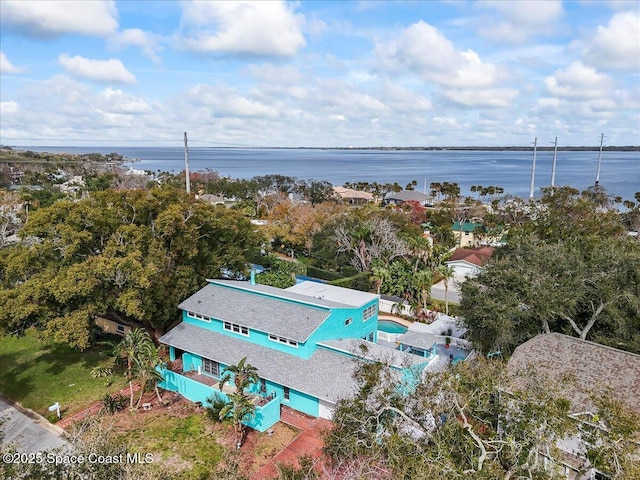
408 315 466 338
286 281 379 307
317 339 431 368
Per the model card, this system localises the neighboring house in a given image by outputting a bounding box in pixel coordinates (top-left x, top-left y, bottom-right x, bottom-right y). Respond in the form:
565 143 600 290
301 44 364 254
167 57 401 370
333 186 374 204
95 315 142 337
507 333 640 480
451 221 483 247
196 194 227 206
57 176 85 197
445 246 495 281
158 279 445 431
383 190 432 206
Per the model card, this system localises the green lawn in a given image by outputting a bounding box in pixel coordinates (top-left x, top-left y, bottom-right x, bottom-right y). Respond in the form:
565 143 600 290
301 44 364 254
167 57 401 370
0 328 127 418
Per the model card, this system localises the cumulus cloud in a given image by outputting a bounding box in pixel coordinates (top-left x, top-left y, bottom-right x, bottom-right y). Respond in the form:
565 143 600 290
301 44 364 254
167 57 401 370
97 88 151 114
179 1 305 57
582 11 640 70
545 62 612 100
186 84 278 118
0 51 23 74
109 28 163 63
58 54 136 84
477 0 564 43
376 21 500 89
442 88 519 108
1 0 118 37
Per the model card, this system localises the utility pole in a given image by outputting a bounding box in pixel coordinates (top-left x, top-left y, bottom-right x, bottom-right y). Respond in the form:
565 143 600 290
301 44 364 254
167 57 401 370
184 131 191 194
595 133 604 186
550 137 558 187
529 137 537 199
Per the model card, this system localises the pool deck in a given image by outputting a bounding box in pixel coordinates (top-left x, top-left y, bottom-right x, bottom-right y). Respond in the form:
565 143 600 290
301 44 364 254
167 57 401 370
378 314 413 327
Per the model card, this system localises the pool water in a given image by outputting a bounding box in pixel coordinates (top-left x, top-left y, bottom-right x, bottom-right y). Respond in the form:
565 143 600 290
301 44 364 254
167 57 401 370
378 320 408 334
434 344 470 361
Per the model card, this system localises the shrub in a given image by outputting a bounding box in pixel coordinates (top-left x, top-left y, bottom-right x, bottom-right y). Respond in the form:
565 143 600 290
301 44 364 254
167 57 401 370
101 393 127 414
206 395 229 423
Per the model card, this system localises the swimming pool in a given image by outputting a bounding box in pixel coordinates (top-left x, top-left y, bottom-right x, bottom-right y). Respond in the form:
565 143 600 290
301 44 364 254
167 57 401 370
434 344 470 361
378 320 408 334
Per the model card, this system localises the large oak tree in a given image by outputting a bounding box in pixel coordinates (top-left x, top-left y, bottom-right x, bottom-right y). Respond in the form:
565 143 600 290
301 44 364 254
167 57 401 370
0 187 261 348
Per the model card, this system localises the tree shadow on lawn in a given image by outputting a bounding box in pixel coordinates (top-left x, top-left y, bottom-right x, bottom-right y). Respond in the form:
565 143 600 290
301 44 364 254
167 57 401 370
0 349 38 404
0 338 115 413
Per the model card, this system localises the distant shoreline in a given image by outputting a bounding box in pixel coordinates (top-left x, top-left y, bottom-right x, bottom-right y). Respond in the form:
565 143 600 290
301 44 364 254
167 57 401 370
5 145 640 152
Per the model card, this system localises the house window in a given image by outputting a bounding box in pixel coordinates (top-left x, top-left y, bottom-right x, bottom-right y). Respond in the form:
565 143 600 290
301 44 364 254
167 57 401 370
345 317 352 326
283 387 290 401
192 312 210 322
202 358 220 377
268 334 298 348
223 322 249 336
363 305 376 321
259 378 267 393
116 324 125 334
362 332 375 342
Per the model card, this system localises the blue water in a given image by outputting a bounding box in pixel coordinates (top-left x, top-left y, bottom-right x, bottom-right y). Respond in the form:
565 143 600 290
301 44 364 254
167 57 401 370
434 344 470 361
18 147 639 200
378 320 408 334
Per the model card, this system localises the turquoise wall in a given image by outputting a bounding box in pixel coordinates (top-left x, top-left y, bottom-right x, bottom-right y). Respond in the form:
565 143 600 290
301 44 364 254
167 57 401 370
158 367 279 432
305 302 378 350
182 298 378 359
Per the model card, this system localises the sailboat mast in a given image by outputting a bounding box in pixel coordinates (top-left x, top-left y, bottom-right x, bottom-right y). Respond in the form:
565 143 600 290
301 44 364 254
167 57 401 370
529 137 537 199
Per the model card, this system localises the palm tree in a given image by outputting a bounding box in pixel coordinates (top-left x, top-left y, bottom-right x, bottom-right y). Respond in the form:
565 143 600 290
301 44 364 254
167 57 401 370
133 354 164 408
219 391 256 448
110 329 156 408
370 265 390 295
438 265 456 315
219 357 259 393
412 269 433 314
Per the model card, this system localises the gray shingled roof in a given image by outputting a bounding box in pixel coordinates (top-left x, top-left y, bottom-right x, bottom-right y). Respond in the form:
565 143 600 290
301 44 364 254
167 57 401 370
507 333 640 413
396 331 440 350
159 322 360 403
385 190 430 202
178 281 334 342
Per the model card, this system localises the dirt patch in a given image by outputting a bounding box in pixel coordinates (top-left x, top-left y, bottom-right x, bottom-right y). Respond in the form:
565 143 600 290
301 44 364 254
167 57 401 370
236 423 299 475
73 390 299 478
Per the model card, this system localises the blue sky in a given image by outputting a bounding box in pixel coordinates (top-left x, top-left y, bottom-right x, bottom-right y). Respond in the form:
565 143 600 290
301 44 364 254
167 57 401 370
1 0 638 147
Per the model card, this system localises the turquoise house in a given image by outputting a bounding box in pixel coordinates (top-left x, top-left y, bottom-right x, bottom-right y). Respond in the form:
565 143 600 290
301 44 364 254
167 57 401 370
158 279 432 431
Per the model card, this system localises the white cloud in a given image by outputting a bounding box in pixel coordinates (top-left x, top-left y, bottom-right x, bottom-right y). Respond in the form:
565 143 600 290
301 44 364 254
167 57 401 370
109 28 163 63
477 0 564 43
58 54 136 84
443 88 519 108
97 88 151 114
0 100 19 114
545 62 612 100
379 80 432 112
186 84 278 118
376 21 500 89
179 1 305 57
1 0 118 37
0 51 23 74
582 11 640 70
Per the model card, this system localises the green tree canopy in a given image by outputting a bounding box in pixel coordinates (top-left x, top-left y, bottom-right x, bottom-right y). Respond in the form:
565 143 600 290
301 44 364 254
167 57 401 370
0 187 262 348
459 235 640 354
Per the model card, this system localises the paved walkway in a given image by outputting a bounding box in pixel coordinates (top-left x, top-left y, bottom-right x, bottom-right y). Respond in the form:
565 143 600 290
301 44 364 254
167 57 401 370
0 395 70 453
251 407 332 479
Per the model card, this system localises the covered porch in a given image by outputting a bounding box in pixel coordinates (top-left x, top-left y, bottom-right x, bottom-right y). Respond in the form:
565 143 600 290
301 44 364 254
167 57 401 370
157 366 281 432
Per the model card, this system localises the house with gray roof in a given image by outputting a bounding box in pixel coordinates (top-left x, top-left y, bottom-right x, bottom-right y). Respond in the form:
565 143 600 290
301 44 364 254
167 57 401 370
159 279 437 431
507 333 640 480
